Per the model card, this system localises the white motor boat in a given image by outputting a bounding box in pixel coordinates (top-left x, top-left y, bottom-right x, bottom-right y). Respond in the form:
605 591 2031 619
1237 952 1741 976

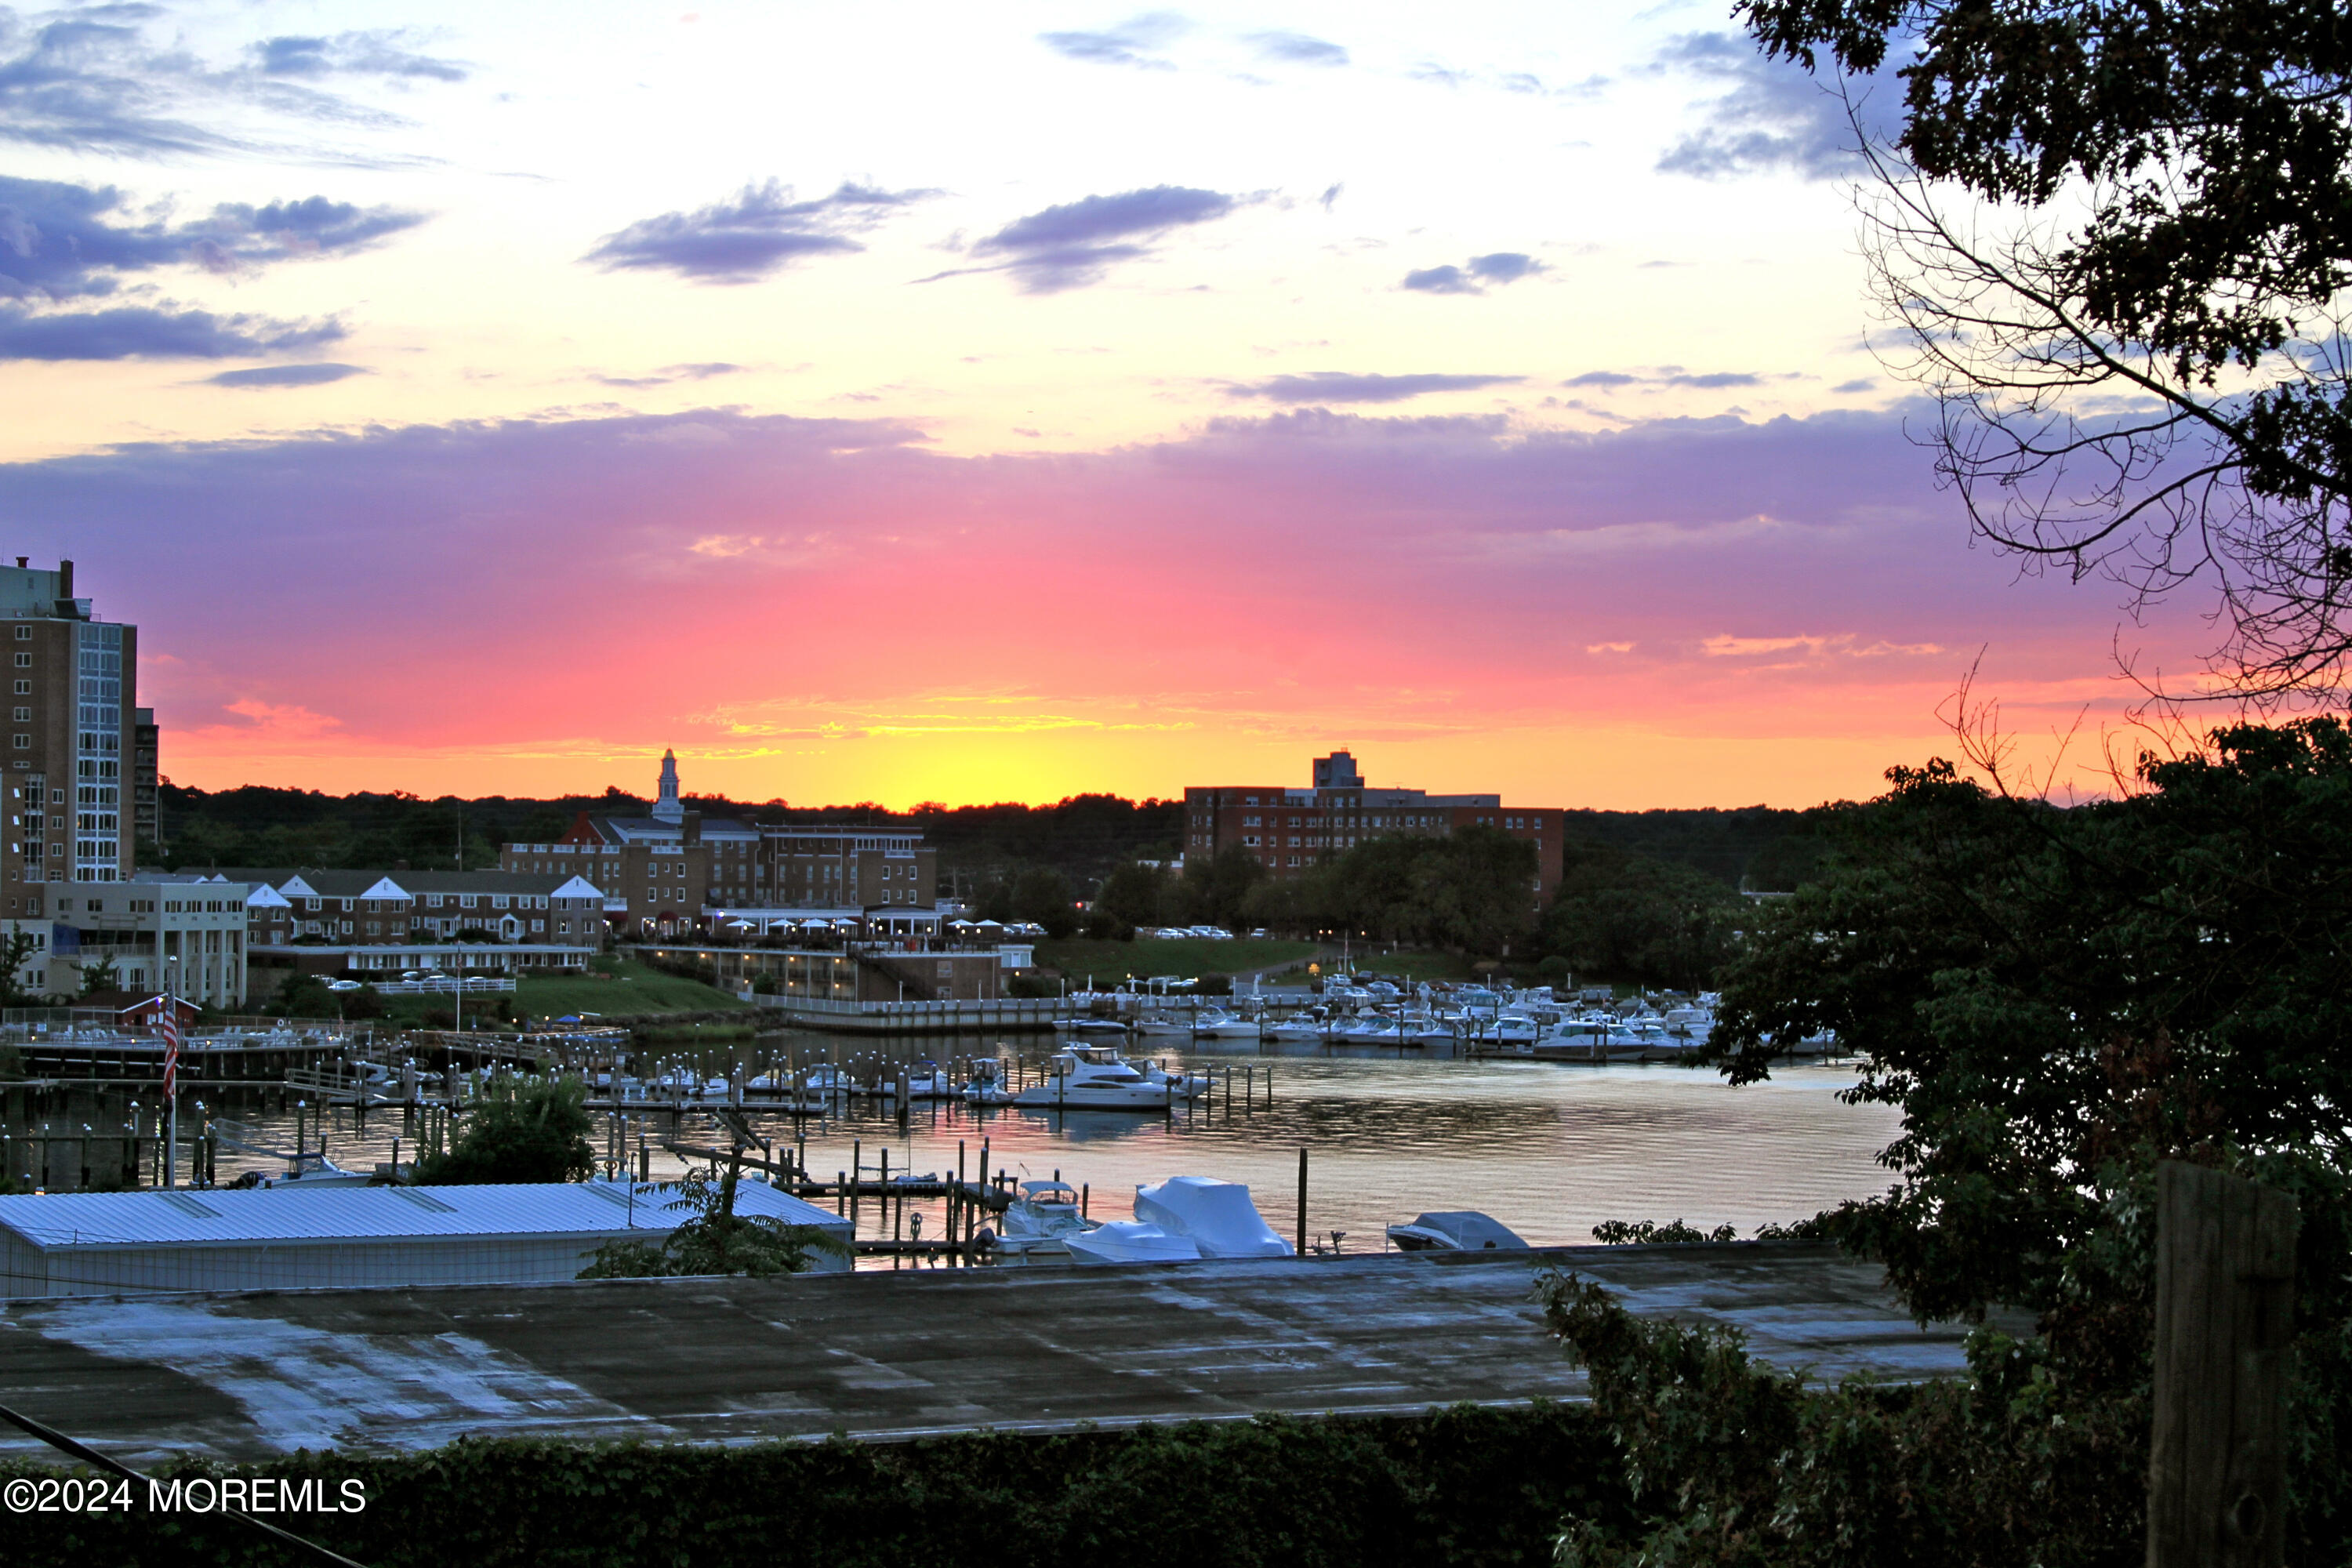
1265 1017 1324 1042
993 1179 1100 1255
1065 1219 1203 1265
1534 1019 1650 1062
1385 1210 1530 1252
1191 1010 1263 1040
1012 1046 1211 1109
1054 1016 1132 1036
1134 1176 1293 1258
242 1155 377 1189
881 1062 956 1099
1131 1014 1194 1037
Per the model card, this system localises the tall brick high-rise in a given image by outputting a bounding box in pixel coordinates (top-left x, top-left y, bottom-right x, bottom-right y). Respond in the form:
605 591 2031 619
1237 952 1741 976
0 559 137 885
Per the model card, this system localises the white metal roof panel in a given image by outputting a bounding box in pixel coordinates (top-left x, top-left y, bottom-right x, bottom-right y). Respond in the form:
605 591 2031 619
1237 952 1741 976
0 1179 844 1251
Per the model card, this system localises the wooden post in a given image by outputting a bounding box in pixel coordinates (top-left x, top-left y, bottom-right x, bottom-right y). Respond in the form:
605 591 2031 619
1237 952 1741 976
2147 1161 2299 1568
1295 1146 1308 1258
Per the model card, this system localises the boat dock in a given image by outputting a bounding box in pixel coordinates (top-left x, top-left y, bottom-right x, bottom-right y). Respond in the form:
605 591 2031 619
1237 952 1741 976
0 1243 1993 1463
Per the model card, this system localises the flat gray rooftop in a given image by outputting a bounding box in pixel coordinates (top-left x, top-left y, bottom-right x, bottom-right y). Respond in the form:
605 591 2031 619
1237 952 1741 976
0 1243 1973 1465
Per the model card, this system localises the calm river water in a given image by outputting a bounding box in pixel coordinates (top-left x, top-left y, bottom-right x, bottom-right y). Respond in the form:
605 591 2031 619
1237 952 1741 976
213 1033 1900 1263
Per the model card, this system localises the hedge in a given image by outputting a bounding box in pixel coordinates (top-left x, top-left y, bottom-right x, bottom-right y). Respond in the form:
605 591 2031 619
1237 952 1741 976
4 1403 1619 1568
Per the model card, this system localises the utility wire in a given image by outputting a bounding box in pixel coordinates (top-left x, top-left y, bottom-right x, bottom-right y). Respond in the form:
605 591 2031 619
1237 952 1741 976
0 1398 370 1568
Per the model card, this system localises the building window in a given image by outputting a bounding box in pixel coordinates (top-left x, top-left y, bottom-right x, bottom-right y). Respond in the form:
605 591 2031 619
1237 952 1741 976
9 736 22 750
11 655 25 668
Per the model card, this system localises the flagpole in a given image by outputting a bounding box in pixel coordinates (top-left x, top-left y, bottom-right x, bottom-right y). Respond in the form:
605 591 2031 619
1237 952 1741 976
160 990 180 1190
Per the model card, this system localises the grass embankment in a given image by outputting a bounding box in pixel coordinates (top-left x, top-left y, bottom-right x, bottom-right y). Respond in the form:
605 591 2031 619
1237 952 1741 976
514 958 749 1020
1035 936 1323 982
1342 949 1488 985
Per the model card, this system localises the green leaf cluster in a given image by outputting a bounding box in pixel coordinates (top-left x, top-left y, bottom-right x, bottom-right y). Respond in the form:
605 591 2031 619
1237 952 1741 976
1540 848 1747 990
1539 1269 2148 1567
412 1073 596 1185
2 1404 1620 1568
577 1161 851 1279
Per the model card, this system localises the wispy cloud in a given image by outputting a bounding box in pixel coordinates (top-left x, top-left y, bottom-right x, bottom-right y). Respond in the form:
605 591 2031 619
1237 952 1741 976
927 184 1239 293
1247 31 1347 67
1227 371 1523 405
0 176 426 299
249 31 468 83
1653 31 1902 181
1563 367 1769 390
583 181 932 284
0 304 344 361
1038 13 1190 70
590 361 746 390
205 361 368 388
1401 251 1545 295
0 5 461 161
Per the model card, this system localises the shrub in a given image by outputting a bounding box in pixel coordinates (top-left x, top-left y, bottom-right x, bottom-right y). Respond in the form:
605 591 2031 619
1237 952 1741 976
412 1074 594 1185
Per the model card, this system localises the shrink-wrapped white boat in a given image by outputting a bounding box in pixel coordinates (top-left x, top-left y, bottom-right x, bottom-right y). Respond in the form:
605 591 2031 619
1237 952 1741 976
1133 1176 1294 1258
1063 1220 1202 1265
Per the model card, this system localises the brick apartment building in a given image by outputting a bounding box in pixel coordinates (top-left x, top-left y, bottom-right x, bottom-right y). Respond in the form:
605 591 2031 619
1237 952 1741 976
1185 750 1565 901
0 560 138 884
499 750 937 934
220 868 608 947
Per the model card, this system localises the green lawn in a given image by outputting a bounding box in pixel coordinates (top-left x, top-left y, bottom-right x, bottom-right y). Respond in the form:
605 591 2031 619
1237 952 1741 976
1330 949 1489 985
1036 936 1324 983
515 959 748 1020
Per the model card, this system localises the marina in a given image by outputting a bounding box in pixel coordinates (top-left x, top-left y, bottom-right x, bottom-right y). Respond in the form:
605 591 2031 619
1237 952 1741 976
2 1025 1899 1271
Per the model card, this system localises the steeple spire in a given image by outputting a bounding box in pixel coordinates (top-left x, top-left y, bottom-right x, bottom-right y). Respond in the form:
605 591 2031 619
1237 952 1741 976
653 749 683 822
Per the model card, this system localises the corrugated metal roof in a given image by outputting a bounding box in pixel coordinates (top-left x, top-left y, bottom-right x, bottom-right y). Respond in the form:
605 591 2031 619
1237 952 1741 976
0 1180 844 1250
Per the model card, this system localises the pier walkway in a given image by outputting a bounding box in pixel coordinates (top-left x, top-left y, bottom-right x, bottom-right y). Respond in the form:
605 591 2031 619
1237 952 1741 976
0 1243 1994 1464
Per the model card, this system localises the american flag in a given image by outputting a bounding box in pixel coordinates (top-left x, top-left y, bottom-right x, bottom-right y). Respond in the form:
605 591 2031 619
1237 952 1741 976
159 994 181 1099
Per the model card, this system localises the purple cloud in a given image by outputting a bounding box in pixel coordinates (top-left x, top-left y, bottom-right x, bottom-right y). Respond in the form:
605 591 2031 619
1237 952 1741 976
0 176 426 299
1039 13 1189 69
0 305 345 361
1250 31 1347 67
205 362 368 387
940 185 1240 292
1403 251 1545 294
1229 372 1523 405
1655 31 1906 181
584 181 931 285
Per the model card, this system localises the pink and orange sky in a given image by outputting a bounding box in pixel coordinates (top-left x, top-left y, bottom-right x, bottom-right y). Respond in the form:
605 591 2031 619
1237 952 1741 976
0 2 2212 808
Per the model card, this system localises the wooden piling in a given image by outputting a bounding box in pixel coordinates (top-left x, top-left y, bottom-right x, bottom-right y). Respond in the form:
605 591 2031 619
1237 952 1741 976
2147 1161 2299 1568
1294 1147 1307 1258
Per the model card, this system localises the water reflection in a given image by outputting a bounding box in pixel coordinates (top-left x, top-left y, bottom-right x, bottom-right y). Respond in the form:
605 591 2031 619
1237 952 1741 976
189 1029 1896 1261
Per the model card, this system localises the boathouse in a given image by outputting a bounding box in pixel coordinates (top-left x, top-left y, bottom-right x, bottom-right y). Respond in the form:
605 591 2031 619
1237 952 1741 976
0 1179 851 1298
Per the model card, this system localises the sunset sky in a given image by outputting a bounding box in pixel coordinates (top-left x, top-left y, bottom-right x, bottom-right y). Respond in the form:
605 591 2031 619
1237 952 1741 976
0 2 2207 808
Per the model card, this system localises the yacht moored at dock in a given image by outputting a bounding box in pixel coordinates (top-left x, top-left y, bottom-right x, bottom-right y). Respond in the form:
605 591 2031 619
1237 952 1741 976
1009 1046 1211 1109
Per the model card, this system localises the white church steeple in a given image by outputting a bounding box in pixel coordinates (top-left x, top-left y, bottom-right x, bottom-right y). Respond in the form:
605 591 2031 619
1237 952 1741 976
652 749 683 822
